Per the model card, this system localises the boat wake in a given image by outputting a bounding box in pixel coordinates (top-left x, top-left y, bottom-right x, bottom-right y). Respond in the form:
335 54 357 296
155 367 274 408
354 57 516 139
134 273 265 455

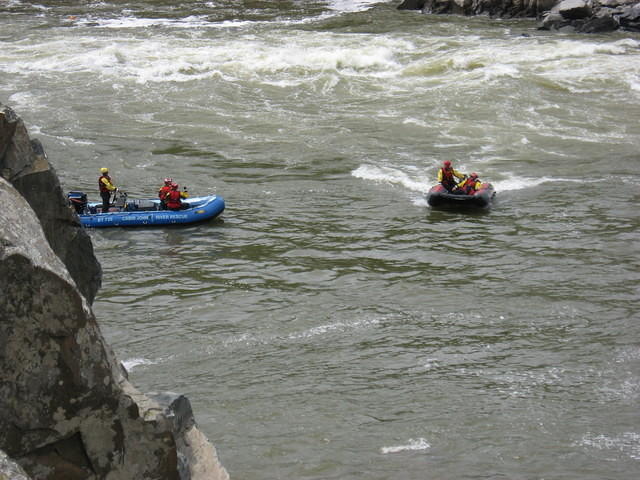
352 164 599 203
352 164 431 193
381 438 431 454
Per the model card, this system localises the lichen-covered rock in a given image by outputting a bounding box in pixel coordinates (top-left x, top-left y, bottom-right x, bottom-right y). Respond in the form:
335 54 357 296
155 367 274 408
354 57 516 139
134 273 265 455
0 107 229 479
0 103 101 304
149 393 230 480
0 449 32 480
1 176 173 478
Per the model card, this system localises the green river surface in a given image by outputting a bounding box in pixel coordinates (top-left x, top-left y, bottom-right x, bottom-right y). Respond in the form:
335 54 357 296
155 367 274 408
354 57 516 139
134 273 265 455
1 1 639 478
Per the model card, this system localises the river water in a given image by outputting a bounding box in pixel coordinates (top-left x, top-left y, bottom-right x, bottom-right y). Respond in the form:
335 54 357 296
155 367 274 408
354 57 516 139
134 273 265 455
2 1 640 478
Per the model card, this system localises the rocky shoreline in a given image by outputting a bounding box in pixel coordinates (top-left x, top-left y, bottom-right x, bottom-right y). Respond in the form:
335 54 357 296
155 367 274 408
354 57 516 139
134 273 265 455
398 0 640 33
0 103 229 480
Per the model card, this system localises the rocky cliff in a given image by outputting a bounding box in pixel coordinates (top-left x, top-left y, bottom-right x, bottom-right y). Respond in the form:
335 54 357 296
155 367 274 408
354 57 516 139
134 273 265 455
0 105 101 304
397 0 640 33
0 103 229 480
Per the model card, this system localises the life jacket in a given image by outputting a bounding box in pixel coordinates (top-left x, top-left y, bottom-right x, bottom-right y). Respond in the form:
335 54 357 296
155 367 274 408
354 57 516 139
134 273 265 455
158 185 171 201
460 178 478 195
440 167 458 189
165 189 183 210
99 174 112 193
440 167 454 182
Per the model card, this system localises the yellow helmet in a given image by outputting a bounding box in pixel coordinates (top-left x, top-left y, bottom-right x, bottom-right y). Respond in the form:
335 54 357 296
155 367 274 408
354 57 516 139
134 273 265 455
100 167 108 173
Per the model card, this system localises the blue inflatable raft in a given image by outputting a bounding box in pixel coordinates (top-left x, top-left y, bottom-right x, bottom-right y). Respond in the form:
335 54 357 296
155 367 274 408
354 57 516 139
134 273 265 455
67 191 225 228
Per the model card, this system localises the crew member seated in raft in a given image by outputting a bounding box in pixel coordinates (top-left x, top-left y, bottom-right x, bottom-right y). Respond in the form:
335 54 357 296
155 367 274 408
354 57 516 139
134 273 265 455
164 182 189 210
158 177 173 209
98 167 117 212
456 172 481 195
437 160 466 192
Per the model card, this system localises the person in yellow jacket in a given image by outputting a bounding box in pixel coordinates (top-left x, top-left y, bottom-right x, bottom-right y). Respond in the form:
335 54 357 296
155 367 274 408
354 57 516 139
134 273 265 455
437 160 466 192
457 172 482 195
98 167 117 212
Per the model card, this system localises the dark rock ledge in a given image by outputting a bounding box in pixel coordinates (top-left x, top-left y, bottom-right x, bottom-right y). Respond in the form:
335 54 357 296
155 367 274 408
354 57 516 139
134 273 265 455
397 0 640 33
0 102 229 480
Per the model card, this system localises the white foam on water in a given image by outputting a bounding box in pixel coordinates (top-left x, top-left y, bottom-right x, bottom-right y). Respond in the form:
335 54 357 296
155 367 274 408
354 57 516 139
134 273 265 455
381 437 431 454
7 91 38 111
614 346 640 363
354 165 601 202
498 37 640 67
239 33 403 77
403 117 429 128
1 16 410 84
81 14 215 30
481 63 521 81
491 175 598 192
20 119 95 146
491 176 545 192
352 164 430 193
410 195 430 207
27 1 49 10
4 2 638 103
287 317 381 341
400 35 640 97
6 8 637 106
577 432 640 460
121 357 155 371
514 39 640 95
629 75 640 92
219 316 381 350
327 0 387 12
353 165 561 201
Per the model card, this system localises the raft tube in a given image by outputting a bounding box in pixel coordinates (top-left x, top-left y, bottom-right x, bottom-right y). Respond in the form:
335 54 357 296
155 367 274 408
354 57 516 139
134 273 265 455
426 183 495 209
72 194 225 227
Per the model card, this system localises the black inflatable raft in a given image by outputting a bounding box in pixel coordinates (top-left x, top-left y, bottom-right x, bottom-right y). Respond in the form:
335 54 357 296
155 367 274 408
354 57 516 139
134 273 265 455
426 183 496 209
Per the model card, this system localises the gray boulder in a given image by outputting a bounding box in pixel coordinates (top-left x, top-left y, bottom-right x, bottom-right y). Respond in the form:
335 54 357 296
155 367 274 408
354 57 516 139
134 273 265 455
1 450 32 480
397 0 426 8
399 0 558 17
538 0 640 31
0 104 101 304
556 0 593 18
578 9 620 31
396 0 640 32
0 106 229 480
618 3 640 29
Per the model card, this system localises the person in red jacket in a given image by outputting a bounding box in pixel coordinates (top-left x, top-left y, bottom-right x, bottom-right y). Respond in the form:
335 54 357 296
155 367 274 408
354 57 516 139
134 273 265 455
98 167 117 212
457 172 481 194
158 177 173 209
437 160 466 192
164 182 189 210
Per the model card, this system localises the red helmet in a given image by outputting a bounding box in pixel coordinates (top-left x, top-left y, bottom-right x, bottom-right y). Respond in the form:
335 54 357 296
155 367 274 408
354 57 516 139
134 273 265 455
470 172 478 178
164 177 173 185
444 161 451 167
171 182 178 189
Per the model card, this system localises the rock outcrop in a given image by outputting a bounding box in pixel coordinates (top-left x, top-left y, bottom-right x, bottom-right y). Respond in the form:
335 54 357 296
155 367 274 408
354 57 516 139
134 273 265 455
397 0 640 32
0 450 31 480
398 0 557 17
0 105 101 304
0 103 229 480
538 0 640 32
